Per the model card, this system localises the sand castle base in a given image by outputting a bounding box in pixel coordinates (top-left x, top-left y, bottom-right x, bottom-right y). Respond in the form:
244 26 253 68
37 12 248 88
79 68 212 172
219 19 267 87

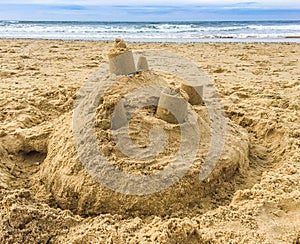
37 70 250 217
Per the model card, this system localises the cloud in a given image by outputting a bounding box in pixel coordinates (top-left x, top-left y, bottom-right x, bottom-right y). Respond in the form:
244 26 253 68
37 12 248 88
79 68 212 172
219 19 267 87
0 2 300 21
0 0 299 8
48 5 87 10
235 1 258 5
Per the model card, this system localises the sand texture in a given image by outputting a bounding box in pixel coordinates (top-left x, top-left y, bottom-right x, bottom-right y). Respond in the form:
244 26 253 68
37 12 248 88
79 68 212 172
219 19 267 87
0 39 299 243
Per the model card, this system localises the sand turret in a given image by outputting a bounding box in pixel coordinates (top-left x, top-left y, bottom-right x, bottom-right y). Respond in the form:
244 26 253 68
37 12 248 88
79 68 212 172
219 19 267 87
156 92 188 124
137 55 149 71
181 83 204 105
108 38 136 75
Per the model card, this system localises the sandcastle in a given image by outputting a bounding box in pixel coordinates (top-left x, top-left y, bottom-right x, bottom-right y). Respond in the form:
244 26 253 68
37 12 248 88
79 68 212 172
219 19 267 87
37 39 250 217
108 38 203 125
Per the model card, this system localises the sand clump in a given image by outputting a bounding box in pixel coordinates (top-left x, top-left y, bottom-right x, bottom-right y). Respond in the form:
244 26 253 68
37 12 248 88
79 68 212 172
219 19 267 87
0 39 299 243
108 38 130 58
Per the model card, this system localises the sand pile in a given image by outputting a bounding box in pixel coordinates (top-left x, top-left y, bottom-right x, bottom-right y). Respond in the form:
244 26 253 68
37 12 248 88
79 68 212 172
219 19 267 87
34 40 250 217
0 39 299 243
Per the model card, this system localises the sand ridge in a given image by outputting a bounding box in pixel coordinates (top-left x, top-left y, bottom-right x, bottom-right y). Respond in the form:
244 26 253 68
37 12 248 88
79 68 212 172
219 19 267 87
0 39 299 243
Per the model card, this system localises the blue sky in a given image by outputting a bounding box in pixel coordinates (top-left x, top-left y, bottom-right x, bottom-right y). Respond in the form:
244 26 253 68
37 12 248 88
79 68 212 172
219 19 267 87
0 0 299 21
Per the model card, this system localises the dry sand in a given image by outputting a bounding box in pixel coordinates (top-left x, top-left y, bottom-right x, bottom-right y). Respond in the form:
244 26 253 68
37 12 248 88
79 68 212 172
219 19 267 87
0 39 299 243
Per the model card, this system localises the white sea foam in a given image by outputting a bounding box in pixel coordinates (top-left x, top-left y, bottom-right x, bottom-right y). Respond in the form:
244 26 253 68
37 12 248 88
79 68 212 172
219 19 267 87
0 21 299 42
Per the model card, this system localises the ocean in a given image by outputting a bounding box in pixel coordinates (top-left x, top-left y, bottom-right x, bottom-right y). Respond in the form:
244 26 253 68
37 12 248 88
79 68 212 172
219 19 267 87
0 20 300 43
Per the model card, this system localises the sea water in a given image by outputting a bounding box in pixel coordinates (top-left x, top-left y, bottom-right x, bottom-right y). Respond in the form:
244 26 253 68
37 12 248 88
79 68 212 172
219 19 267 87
0 20 300 43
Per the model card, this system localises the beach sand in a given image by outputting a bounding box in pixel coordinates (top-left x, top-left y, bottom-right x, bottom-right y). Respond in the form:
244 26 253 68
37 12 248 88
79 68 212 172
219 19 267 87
0 39 299 243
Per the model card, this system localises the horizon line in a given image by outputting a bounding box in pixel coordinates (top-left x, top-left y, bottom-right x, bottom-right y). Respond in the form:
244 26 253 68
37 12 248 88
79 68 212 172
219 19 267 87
2 19 300 22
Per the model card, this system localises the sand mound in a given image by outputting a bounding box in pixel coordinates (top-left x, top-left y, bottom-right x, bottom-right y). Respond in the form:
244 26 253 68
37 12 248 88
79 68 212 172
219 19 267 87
36 67 250 216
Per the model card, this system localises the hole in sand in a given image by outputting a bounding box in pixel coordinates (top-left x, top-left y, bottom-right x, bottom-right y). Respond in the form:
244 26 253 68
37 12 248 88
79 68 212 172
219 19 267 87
19 150 47 164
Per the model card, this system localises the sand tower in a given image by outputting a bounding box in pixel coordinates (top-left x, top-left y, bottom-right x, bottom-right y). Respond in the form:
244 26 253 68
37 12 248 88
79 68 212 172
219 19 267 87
181 83 204 105
137 55 149 71
108 38 136 75
156 92 188 124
